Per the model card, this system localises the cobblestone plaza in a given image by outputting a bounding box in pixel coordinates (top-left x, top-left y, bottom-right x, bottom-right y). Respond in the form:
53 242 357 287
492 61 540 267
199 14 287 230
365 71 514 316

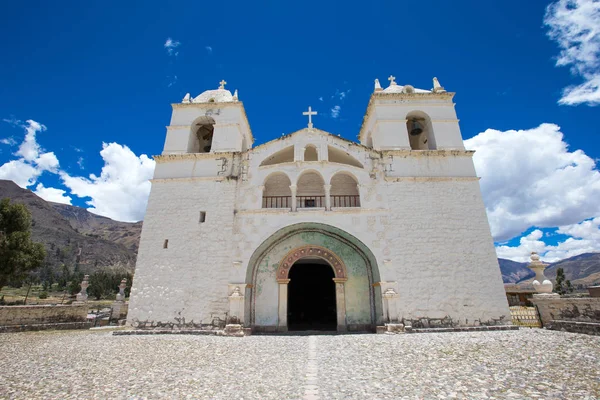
1 329 599 399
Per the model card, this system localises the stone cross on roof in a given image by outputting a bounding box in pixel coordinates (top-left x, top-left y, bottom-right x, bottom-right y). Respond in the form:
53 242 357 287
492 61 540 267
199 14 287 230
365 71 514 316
303 106 317 129
388 75 396 85
219 80 227 89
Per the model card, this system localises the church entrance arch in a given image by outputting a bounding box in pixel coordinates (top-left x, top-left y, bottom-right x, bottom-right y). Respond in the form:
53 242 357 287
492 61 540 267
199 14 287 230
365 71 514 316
246 223 382 332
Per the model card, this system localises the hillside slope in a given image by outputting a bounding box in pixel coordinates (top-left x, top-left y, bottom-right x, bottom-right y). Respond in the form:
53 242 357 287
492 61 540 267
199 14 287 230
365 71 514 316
0 180 137 273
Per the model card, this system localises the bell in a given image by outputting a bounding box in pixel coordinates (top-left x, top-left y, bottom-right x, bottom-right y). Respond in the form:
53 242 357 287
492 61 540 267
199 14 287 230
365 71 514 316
410 120 423 136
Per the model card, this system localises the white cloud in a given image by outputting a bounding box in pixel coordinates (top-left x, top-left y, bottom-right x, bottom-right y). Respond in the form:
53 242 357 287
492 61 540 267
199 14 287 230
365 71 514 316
0 159 41 187
167 75 178 88
545 0 600 105
319 97 324 102
0 137 17 146
466 123 600 242
0 119 57 188
205 46 213 54
15 120 45 161
60 142 155 222
34 183 72 205
496 218 600 263
330 105 341 118
77 156 84 169
164 37 181 56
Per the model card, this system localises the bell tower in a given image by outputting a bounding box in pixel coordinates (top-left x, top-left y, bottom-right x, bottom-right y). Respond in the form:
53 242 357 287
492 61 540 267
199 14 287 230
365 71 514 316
359 77 465 151
162 80 252 155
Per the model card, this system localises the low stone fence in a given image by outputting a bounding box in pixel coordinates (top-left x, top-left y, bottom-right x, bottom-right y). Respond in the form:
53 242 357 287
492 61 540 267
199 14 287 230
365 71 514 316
531 295 600 336
0 304 89 332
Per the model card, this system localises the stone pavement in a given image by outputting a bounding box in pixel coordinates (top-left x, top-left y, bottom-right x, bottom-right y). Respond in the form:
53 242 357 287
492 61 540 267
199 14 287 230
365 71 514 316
0 329 598 399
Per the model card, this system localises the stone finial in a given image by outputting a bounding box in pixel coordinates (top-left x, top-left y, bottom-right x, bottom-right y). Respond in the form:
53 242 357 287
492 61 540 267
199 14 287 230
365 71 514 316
219 79 227 89
388 75 396 86
182 93 191 103
116 278 127 301
233 89 238 100
432 77 446 93
76 275 89 303
527 252 553 294
374 78 383 92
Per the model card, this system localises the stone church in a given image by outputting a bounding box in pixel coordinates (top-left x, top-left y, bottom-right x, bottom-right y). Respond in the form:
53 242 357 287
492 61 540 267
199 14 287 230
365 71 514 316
128 77 511 332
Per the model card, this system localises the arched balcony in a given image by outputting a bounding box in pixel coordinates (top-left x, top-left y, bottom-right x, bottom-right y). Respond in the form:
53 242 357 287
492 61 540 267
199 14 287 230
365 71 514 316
330 173 360 208
261 171 361 210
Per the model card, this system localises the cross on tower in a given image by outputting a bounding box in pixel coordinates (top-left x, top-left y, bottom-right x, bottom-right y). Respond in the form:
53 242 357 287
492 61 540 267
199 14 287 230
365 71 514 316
388 75 396 85
219 80 227 89
303 106 317 129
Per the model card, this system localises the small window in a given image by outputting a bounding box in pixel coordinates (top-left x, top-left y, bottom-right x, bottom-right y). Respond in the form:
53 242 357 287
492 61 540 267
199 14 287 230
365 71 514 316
305 199 315 208
163 239 169 249
200 211 206 223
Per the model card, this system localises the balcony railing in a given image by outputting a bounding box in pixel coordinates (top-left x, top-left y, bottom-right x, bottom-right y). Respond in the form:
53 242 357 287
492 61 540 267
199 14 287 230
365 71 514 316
262 195 360 209
331 195 360 208
296 196 325 208
263 196 291 209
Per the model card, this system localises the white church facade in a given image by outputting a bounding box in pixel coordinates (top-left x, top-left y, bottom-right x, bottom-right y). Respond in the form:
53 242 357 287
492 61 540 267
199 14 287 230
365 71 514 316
128 77 511 332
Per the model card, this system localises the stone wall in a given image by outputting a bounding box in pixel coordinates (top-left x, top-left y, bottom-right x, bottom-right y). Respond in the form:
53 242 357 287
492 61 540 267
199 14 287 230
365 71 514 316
0 304 88 326
532 296 600 324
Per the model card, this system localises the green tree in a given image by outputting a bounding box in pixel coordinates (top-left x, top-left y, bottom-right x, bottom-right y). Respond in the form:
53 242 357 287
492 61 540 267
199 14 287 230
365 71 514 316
554 267 574 295
0 198 46 291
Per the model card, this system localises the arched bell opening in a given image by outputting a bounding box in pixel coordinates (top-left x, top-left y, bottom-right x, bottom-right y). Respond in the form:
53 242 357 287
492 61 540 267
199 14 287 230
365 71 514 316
406 111 436 150
190 116 216 153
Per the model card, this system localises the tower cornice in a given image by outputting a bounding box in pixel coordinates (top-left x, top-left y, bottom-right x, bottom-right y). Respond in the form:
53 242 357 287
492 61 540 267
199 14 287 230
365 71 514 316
358 92 456 143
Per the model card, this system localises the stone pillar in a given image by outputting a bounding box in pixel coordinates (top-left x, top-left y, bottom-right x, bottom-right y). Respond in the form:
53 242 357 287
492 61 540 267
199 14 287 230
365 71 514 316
528 252 553 294
290 185 297 212
111 278 127 321
227 285 245 324
357 184 365 207
333 278 347 332
383 288 399 323
75 275 89 304
258 185 265 208
324 184 332 211
277 279 290 331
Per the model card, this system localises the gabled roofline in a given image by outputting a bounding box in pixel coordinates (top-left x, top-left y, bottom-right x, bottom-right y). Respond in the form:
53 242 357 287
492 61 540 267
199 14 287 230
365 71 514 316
250 127 373 153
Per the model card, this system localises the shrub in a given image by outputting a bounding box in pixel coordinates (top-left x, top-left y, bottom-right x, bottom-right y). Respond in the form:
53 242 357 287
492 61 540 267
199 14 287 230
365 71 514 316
38 291 48 299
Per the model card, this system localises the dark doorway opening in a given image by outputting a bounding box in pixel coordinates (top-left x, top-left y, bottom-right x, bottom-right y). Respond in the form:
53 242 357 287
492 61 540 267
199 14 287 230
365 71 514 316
288 260 337 331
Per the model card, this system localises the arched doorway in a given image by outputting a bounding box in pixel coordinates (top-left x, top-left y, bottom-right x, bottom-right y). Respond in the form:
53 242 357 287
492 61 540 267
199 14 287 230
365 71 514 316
246 223 382 333
288 259 336 331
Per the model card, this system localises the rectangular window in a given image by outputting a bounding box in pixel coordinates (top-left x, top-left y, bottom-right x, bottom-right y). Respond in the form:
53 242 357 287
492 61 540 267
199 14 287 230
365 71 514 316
200 211 206 223
163 239 168 249
305 199 315 208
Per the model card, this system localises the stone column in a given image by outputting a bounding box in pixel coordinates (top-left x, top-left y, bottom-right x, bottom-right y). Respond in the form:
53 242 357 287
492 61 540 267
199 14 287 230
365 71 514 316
290 185 297 212
75 275 89 304
333 278 347 332
383 288 399 323
111 278 127 321
227 286 245 324
357 184 365 207
258 185 265 208
277 279 290 331
324 184 332 211
528 252 553 294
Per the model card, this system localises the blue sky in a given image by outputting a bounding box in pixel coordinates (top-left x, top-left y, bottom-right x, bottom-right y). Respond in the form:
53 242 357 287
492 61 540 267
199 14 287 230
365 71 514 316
1 0 599 262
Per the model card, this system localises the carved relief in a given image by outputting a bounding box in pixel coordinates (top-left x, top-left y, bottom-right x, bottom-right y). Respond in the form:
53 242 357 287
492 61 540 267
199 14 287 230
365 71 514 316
277 245 347 280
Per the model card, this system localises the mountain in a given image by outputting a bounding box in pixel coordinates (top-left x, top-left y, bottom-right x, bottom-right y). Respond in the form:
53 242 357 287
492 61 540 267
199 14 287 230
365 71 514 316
0 180 138 273
51 203 142 254
498 258 534 283
545 253 600 286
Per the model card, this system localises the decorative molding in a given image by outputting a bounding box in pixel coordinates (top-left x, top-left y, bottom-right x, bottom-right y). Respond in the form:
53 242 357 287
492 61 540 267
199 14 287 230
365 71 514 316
384 176 480 182
277 245 348 280
150 176 226 183
155 152 236 163
381 149 474 157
